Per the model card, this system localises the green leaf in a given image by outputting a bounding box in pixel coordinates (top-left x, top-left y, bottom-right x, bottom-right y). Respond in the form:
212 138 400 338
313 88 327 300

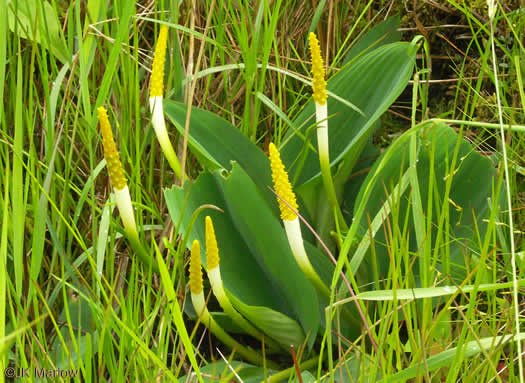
156 244 204 383
228 293 306 350
185 361 315 383
343 15 402 64
164 163 320 347
281 42 417 189
378 334 524 383
350 123 500 283
328 352 381 382
47 286 97 377
357 280 525 301
165 172 277 308
180 360 277 383
7 0 70 64
296 371 317 383
168 27 185 103
305 241 335 288
218 163 319 341
341 137 380 219
207 312 245 334
164 100 278 215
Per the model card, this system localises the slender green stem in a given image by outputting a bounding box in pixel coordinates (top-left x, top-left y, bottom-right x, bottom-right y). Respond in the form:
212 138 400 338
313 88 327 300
430 118 525 133
150 97 183 180
261 356 319 383
489 16 523 382
207 267 282 351
284 218 328 294
283 218 361 329
126 232 158 273
192 293 279 369
114 187 158 273
409 73 426 284
318 126 348 233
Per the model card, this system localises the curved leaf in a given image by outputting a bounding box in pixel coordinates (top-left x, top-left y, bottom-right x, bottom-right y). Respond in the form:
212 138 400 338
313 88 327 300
180 360 276 383
281 42 417 189
217 163 319 344
164 163 320 346
7 0 70 64
163 100 278 215
350 123 500 284
343 15 402 64
165 171 279 309
357 280 525 301
228 292 306 350
378 334 523 383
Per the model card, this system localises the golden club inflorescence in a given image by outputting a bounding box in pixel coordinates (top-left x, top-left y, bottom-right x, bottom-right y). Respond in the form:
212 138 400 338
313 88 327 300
97 107 127 191
308 32 327 105
189 240 204 294
150 25 168 98
268 143 298 221
205 216 220 270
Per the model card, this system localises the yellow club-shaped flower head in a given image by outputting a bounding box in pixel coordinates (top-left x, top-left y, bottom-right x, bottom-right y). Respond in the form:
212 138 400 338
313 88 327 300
150 25 168 98
205 216 220 270
189 240 203 294
268 143 298 221
308 32 327 105
97 107 127 190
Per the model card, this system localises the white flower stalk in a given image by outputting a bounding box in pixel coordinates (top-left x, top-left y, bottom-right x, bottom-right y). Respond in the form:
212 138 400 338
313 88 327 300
309 32 328 159
309 32 347 231
149 25 183 181
316 102 328 157
114 187 137 238
97 107 157 272
268 143 330 298
487 0 496 20
98 107 135 233
189 240 275 367
205 217 281 351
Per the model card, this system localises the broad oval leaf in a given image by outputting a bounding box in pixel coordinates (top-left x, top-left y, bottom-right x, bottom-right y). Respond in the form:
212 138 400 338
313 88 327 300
164 163 320 347
7 0 70 64
350 123 500 284
281 42 417 188
165 171 279 309
163 100 278 215
343 15 402 65
227 292 306 350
